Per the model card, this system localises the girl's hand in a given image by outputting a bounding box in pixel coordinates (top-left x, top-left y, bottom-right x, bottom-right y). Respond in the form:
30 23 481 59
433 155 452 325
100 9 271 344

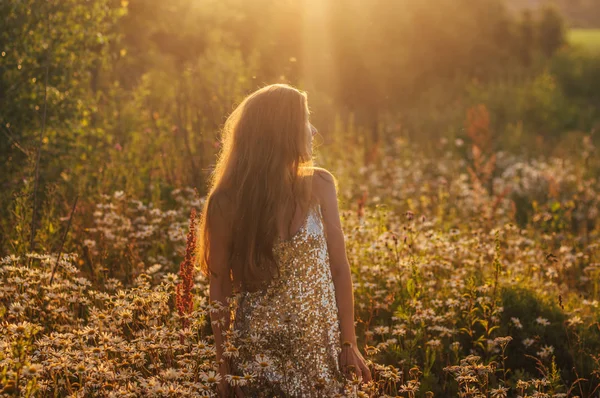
338 343 372 384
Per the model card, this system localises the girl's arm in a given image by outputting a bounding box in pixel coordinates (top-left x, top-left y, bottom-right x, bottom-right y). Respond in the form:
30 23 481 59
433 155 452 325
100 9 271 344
206 194 234 366
316 169 358 347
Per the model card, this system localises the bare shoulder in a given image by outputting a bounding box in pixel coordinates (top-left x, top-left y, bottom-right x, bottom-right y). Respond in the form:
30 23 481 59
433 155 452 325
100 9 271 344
310 168 345 248
311 167 338 206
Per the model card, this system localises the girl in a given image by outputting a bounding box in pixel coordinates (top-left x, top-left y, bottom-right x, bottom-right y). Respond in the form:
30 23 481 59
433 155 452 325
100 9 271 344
196 83 371 397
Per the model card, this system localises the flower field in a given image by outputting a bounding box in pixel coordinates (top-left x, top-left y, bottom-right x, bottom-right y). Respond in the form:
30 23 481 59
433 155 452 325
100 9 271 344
2 136 599 397
2 0 600 396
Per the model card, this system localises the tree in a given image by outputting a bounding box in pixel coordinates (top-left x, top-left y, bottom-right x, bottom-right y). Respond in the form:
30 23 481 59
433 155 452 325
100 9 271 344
538 5 566 58
0 0 122 216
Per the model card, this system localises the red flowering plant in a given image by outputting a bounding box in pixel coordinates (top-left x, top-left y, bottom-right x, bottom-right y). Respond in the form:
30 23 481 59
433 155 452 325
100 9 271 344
175 208 197 330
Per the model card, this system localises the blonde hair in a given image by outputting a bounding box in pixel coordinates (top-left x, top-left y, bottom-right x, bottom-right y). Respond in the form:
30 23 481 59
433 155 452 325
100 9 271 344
195 83 315 293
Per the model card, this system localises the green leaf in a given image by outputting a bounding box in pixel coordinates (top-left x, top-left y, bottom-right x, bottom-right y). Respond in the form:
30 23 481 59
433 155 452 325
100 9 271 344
407 278 415 298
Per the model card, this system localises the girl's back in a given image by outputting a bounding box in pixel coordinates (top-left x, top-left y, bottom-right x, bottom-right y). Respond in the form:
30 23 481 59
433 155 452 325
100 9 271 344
229 197 346 397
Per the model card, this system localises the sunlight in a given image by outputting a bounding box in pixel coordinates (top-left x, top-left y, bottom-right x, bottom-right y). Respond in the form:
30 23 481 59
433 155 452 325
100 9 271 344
301 0 335 96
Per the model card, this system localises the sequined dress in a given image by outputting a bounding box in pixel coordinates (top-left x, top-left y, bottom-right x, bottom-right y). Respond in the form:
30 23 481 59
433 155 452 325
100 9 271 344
229 202 346 397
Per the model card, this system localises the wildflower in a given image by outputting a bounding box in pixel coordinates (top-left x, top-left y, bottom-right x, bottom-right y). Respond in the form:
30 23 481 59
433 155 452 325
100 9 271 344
490 386 509 398
385 337 398 345
222 343 239 358
83 239 97 248
511 317 523 329
463 385 481 395
398 380 420 394
537 345 554 359
457 375 479 384
486 338 500 353
161 368 180 380
364 345 381 356
131 352 146 366
91 347 103 356
391 325 407 336
147 264 162 274
523 338 535 348
426 339 442 349
254 353 274 371
21 363 42 377
202 370 221 384
8 321 42 336
428 325 456 337
567 315 583 327
493 336 513 349
9 302 25 315
373 326 389 335
119 309 133 323
445 298 459 307
536 317 550 326
381 366 403 382
348 372 363 386
179 328 193 340
225 374 247 387
242 371 257 383
196 339 209 350
460 354 482 366
531 378 549 389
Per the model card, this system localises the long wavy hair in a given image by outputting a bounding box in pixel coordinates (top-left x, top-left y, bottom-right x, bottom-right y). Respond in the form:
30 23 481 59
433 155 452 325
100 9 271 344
195 84 315 293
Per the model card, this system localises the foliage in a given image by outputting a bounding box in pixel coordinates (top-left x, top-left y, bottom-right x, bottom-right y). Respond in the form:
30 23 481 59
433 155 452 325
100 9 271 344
0 0 124 207
507 0 600 29
3 0 592 228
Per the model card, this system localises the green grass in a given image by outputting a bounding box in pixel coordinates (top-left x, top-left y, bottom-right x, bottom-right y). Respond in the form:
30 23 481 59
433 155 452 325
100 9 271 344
568 29 600 53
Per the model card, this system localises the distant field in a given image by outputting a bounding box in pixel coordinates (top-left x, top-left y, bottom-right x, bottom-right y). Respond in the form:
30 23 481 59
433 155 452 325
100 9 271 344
568 29 600 53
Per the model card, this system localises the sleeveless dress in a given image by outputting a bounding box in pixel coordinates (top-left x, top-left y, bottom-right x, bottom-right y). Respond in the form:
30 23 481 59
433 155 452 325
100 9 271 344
228 202 347 397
